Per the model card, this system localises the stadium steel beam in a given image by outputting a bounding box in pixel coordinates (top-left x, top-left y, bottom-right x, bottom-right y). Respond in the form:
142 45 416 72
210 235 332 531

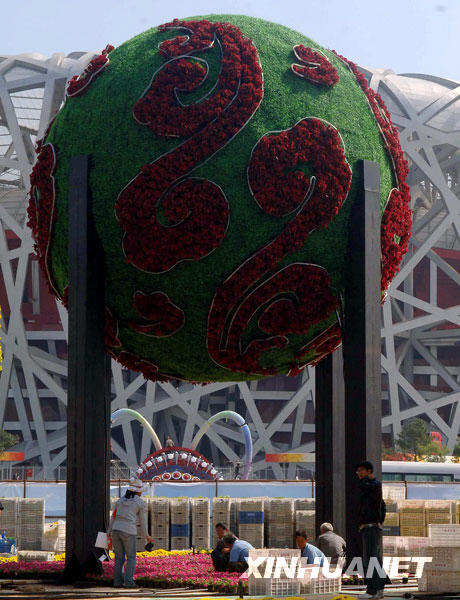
64 155 110 580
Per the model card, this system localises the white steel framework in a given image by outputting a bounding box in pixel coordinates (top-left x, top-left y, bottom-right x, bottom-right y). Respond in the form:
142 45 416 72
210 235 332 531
0 53 459 478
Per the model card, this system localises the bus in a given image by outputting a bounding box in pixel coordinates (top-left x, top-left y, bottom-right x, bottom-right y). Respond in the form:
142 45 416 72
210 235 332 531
382 460 460 482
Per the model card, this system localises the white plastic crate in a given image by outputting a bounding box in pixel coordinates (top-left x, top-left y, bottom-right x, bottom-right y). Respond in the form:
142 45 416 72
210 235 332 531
238 523 263 548
398 499 426 511
306 576 342 595
170 536 189 550
295 509 315 540
383 536 400 557
170 498 189 524
383 535 431 557
42 520 65 552
382 484 405 501
269 579 301 596
151 537 169 550
400 536 431 556
419 568 460 593
299 563 342 595
212 497 231 546
191 498 210 547
384 512 399 526
0 498 19 540
18 550 54 562
429 546 460 571
294 498 315 511
249 577 300 596
428 524 460 546
18 499 44 550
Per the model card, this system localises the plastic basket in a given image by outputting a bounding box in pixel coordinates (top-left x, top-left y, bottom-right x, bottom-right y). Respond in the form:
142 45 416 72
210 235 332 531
430 546 460 571
428 524 460 546
0 538 16 553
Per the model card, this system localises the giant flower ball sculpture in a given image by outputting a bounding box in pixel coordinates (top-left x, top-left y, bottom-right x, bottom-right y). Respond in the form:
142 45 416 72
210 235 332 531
28 15 411 383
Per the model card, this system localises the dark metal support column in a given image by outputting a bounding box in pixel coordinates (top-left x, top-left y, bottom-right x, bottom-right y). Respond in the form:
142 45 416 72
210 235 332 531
64 155 110 581
342 159 382 563
315 347 346 540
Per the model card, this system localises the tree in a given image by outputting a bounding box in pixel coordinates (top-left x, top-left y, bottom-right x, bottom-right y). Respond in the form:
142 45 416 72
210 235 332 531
453 437 460 458
422 441 449 462
395 419 431 462
0 429 18 455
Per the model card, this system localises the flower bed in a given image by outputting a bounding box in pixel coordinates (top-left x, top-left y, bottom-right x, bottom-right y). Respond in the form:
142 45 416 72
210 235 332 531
0 552 243 593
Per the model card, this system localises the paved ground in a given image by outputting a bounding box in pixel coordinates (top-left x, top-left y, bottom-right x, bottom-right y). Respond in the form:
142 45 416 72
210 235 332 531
0 580 440 600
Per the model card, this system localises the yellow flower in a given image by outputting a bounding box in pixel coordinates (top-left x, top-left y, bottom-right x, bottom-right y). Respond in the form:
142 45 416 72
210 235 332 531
0 555 17 563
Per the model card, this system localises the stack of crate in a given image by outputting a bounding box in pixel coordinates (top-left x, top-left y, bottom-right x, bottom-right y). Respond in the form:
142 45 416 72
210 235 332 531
383 536 431 562
384 498 398 513
425 500 452 534
267 499 294 548
402 536 432 558
419 524 460 593
295 510 316 541
149 497 170 550
191 498 210 549
294 498 315 511
237 498 264 548
42 520 66 552
212 497 231 546
382 484 406 502
0 498 18 543
382 536 400 557
382 511 399 536
136 504 149 552
457 500 460 524
170 497 190 550
17 550 54 562
398 500 426 537
18 499 44 550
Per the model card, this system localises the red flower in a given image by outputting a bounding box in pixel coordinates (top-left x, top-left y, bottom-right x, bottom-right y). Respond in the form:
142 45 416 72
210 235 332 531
332 51 412 294
115 20 263 274
207 118 352 375
291 45 339 87
67 44 114 97
27 143 61 300
130 291 185 337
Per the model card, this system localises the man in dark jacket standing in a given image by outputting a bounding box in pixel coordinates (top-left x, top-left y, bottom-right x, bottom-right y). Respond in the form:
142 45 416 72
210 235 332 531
356 460 387 599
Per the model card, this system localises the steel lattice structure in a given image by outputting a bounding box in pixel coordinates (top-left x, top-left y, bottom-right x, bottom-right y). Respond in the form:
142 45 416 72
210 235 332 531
0 52 459 478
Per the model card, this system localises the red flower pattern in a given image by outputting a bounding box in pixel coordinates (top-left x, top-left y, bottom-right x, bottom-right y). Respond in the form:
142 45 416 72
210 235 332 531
130 291 185 336
291 45 339 87
27 143 61 300
28 21 411 382
332 51 412 294
207 118 352 375
115 19 263 273
67 45 114 97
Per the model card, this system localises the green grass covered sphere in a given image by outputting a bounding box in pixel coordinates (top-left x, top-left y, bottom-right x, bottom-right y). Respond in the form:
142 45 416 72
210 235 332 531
28 15 411 382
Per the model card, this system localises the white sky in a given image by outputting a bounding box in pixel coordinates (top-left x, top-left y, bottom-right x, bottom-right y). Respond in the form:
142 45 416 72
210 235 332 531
3 0 458 80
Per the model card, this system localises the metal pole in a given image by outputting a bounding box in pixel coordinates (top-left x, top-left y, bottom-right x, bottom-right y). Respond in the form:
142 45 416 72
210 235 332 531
315 346 346 539
64 155 110 581
342 159 382 563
